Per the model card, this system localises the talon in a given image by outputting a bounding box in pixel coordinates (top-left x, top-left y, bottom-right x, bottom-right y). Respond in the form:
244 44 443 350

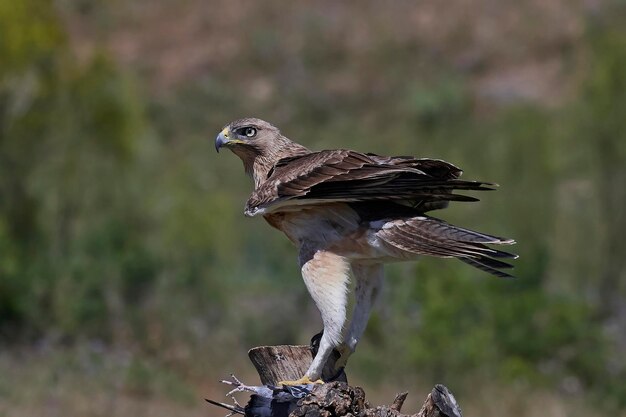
278 375 324 386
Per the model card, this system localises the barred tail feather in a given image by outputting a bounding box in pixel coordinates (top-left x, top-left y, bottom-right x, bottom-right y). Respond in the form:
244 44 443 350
377 215 517 278
459 257 515 278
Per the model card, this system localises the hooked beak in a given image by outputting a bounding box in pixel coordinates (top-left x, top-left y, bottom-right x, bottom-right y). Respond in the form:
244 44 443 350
215 128 230 153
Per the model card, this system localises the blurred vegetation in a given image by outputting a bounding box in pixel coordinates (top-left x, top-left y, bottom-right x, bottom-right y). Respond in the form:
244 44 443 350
1 0 626 415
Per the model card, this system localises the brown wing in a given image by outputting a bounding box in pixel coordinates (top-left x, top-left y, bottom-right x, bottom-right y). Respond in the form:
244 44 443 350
245 149 495 216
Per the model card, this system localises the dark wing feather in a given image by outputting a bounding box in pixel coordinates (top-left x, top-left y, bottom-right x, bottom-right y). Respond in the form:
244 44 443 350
247 150 492 215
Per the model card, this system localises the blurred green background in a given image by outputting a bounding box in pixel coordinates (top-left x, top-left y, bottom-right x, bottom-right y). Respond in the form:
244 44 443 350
1 1 626 416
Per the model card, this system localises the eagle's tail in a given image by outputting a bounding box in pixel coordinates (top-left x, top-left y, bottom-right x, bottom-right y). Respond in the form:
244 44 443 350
376 216 517 278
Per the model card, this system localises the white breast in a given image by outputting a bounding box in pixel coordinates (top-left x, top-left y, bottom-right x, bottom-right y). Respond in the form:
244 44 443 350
274 204 361 249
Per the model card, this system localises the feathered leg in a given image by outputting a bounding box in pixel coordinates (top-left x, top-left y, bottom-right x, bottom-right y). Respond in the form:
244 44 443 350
336 263 383 370
279 250 351 385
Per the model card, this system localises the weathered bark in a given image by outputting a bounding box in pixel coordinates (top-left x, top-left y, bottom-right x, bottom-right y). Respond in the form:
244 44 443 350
291 381 461 417
415 385 462 417
248 345 346 384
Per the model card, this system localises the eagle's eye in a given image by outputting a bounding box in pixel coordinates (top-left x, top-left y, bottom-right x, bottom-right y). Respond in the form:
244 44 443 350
242 127 257 138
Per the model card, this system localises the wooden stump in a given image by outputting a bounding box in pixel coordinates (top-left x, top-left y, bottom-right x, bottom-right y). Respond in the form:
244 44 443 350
244 345 462 417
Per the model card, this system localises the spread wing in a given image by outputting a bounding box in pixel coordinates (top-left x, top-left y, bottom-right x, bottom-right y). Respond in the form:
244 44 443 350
245 149 495 216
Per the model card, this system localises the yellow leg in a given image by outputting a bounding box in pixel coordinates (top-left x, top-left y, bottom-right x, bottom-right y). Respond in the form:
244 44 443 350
277 375 324 386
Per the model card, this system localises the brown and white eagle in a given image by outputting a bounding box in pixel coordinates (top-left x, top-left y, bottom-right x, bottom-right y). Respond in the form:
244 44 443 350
215 118 516 385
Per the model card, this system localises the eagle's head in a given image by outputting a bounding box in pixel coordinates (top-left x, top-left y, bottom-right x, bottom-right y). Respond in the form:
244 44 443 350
215 117 309 183
214 118 281 155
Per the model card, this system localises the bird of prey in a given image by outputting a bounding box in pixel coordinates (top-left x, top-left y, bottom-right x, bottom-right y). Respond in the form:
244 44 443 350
215 118 516 385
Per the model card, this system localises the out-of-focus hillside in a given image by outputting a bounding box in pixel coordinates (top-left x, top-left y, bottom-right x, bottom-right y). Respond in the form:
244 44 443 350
66 0 584 105
1 1 626 416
